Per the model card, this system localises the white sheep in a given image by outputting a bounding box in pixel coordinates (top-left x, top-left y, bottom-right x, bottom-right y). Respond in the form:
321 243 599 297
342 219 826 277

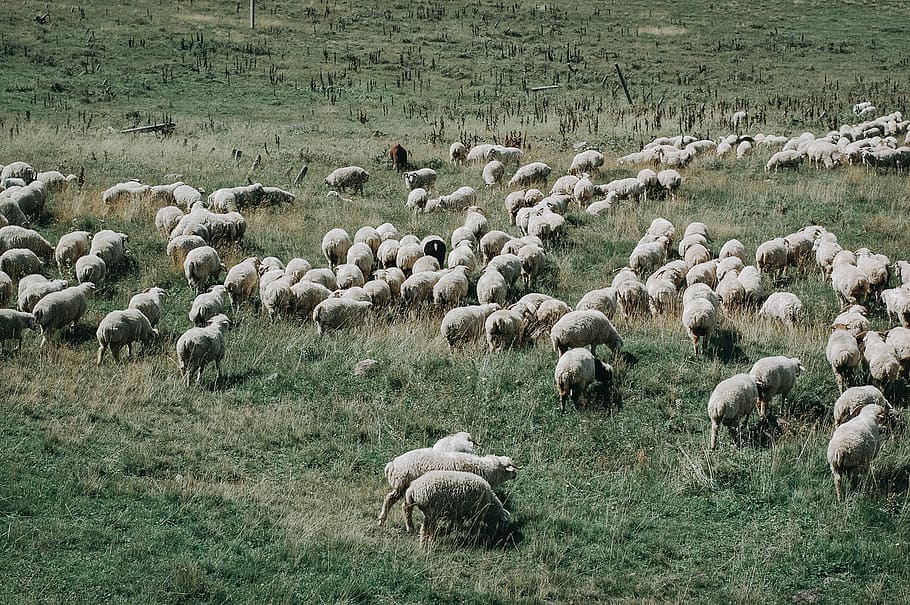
155 206 184 234
833 386 890 426
127 287 167 328
708 373 759 449
0 309 36 350
887 326 910 375
575 287 617 319
96 308 158 364
656 169 682 194
487 254 522 285
554 347 614 412
683 283 719 308
476 268 509 307
1 161 36 183
682 297 717 355
518 244 546 288
403 168 438 191
568 149 605 175
183 246 225 294
738 265 764 304
403 471 511 546
261 276 295 319
715 256 744 283
54 231 92 270
449 142 468 165
826 327 862 393
405 188 429 212
0 248 43 280
765 150 804 171
0 269 11 306
0 226 54 261
831 264 870 309
482 160 505 187
176 314 231 387
719 239 746 262
863 331 901 392
89 230 129 271
0 198 28 226
290 281 332 319
312 297 372 335
166 235 206 268
447 241 478 273
18 278 67 313
484 306 527 352
749 356 804 417
440 303 501 348
827 404 888 501
378 448 517 529
324 166 369 194
686 260 718 288
31 282 95 346
755 238 788 277
189 285 230 326
221 257 260 309
508 162 551 187
550 309 622 357
102 181 149 205
759 292 803 326
75 254 106 284
629 239 667 276
896 260 910 286
479 230 513 265
425 186 476 212
550 175 579 196
432 266 470 307
411 255 440 276
881 288 910 327
487 145 523 164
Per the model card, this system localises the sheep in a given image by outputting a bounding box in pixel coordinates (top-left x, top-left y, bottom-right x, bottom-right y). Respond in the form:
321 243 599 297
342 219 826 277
183 246 225 294
432 432 481 454
682 297 717 355
403 471 511 546
881 288 910 327
487 254 522 286
155 206 184 235
715 256 744 283
833 386 890 426
102 181 150 205
897 260 910 286
856 248 891 301
400 270 440 307
826 328 863 393
569 149 605 175
440 303 501 348
738 265 763 304
595 177 645 201
708 373 760 449
526 208 567 248
126 287 167 328
550 309 622 357
425 186 476 212
719 239 746 262
432 266 470 307
403 168 437 191
89 230 129 271
0 248 43 280
467 144 496 163
863 331 901 392
476 268 508 307
479 231 512 265
482 160 505 187
95 308 158 364
656 169 683 194
523 298 571 342
517 244 546 289
447 241 478 273
686 260 718 288
0 198 26 226
0 269 11 305
684 243 711 269
54 231 91 270
411 255 441 276
404 188 429 212
148 181 184 206
288 281 331 319
378 448 518 529
586 199 614 216
484 306 527 352
176 314 231 386
487 145 523 164
5 181 48 216
614 273 650 319
0 309 36 351
449 141 468 165
166 235 206 268
504 190 532 224
759 292 803 326
37 170 76 193
312 298 372 335
18 278 67 313
683 283 720 308
344 242 374 280
0 226 54 261
261 276 295 319
765 150 804 171
749 356 804 417
187 285 229 326
678 234 708 259
630 239 668 276
508 162 551 187
554 347 614 413
550 174 579 196
173 184 204 209
31 282 95 346
74 254 106 284
755 238 788 277
324 166 369 194
221 257 259 309
1 161 36 183
575 287 618 319
831 264 871 309
827 404 888 501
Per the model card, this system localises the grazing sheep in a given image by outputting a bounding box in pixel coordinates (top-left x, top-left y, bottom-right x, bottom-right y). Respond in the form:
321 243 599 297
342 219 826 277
708 373 759 449
1 161 36 183
576 287 618 319
403 168 437 191
0 226 54 261
176 314 231 387
18 278 67 313
630 239 668 276
96 308 158 364
223 257 260 309
765 150 804 171
554 347 614 412
289 281 332 319
189 285 231 326
678 234 709 260
54 231 92 270
863 331 901 392
404 471 511 547
261 276 295 319
312 297 372 335
440 303 501 348
447 241 478 273
487 254 522 286
656 169 682 194
832 305 870 337
738 265 764 304
324 166 370 194
74 254 106 284
715 270 746 312
881 288 910 327
896 261 910 286
433 432 481 454
127 287 167 328
476 268 509 307
826 328 863 393
683 283 720 308
749 356 804 417
345 242 375 280
102 181 150 205
400 270 441 307
166 235 206 268
0 269 11 306
719 239 746 262
89 230 129 271
411 255 441 276
31 282 95 346
378 448 518 529
833 386 890 426
550 309 622 356
484 306 527 352
831 264 871 309
405 187 429 212
827 404 888 501
155 206 184 234
449 141 468 165
715 256 744 283
569 149 605 175
686 260 718 288
425 186 477 212
518 244 546 288
887 327 910 375
0 248 43 280
433 266 470 307
508 162 552 187
479 230 513 266
0 309 36 350
321 228 352 269
682 297 717 355
755 238 788 277
482 160 505 187
759 292 803 326
183 246 225 294
0 198 28 226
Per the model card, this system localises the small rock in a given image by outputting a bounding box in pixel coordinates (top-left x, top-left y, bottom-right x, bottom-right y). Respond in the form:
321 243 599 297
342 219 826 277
353 358 380 376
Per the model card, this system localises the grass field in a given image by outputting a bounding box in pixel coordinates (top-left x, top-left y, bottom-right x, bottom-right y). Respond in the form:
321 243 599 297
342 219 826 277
3 1 910 603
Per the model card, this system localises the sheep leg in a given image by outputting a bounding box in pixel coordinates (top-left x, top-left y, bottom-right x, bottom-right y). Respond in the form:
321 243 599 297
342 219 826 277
403 501 416 533
111 346 121 363
419 514 437 547
709 420 719 450
832 468 844 501
559 391 568 414
378 489 403 526
691 335 699 356
96 344 106 365
127 343 133 359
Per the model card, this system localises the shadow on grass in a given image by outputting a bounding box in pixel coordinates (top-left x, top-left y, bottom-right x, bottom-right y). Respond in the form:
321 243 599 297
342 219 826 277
711 327 748 364
446 516 527 551
874 461 910 494
58 322 98 346
204 368 263 391
745 413 788 449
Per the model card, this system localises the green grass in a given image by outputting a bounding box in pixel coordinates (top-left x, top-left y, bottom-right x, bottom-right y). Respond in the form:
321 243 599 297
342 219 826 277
3 0 910 603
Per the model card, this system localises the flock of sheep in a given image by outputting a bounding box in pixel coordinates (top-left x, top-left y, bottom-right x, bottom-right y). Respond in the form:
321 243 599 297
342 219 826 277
2 106 910 544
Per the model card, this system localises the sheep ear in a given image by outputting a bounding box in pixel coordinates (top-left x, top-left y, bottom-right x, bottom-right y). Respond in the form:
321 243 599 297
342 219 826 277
855 330 868 340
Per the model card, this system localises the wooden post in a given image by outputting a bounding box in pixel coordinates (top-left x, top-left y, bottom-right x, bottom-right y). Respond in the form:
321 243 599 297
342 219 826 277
615 63 633 105
250 0 255 28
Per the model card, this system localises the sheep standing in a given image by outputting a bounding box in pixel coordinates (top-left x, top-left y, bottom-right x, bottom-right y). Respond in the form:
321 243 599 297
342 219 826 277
0 226 54 261
31 282 95 346
749 356 804 417
89 230 129 272
863 331 901 392
54 231 92 270
176 314 231 386
554 347 614 412
75 254 106 284
189 285 231 326
183 246 225 294
755 238 788 278
482 160 505 187
484 306 527 353
681 297 717 355
508 162 551 187
96 308 158 364
312 298 372 335
0 270 11 306
0 309 36 351
759 292 803 326
224 257 260 309
403 471 510 547
324 166 370 194
18 278 67 313
833 386 890 426
827 404 887 501
550 310 623 356
0 248 43 280
440 303 501 348
826 328 862 393
708 373 759 449
127 287 167 327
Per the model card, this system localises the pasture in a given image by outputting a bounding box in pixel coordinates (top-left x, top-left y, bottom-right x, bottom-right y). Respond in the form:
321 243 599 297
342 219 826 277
2 0 910 603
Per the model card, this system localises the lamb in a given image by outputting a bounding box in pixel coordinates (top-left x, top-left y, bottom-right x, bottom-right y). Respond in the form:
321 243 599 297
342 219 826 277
755 238 788 277
89 230 129 271
575 287 618 319
707 373 759 449
176 314 231 386
833 386 890 426
568 149 605 176
95 308 158 364
166 235 206 268
508 162 551 187
759 292 803 326
826 328 863 393
749 356 804 417
863 331 901 392
440 303 501 348
476 268 508 307
550 309 622 357
189 285 231 326
17 278 67 313
425 186 476 212
403 471 511 546
54 231 92 270
827 404 888 501
155 206 184 234
0 309 36 351
183 246 225 294
484 306 528 352
378 448 518 529
0 226 54 261
449 141 468 165
432 266 470 307
127 287 167 328
0 248 43 280
324 166 370 194
31 282 95 346
312 298 372 335
75 254 106 284
682 297 717 355
554 347 614 412
482 160 505 187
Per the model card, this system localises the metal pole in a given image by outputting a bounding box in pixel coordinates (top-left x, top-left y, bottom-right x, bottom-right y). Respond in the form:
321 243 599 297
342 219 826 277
250 0 255 28
615 63 633 105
